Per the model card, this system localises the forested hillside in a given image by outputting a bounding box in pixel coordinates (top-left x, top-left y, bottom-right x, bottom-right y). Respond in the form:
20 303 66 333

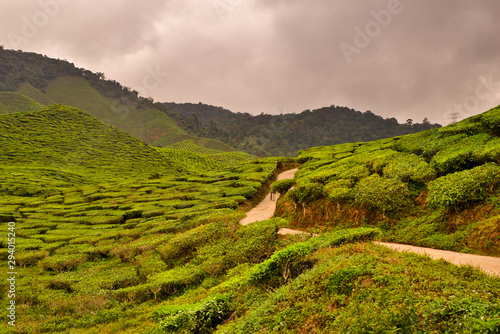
165 102 440 156
0 48 232 150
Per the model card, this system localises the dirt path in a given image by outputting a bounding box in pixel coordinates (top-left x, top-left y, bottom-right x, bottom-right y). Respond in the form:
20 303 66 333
239 168 500 277
239 168 298 226
375 242 500 277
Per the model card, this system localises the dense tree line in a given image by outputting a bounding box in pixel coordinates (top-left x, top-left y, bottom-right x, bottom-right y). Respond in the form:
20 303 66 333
164 102 441 157
0 47 155 110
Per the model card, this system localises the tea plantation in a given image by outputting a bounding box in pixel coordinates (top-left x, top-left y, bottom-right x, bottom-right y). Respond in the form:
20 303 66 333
1 105 500 333
280 105 500 256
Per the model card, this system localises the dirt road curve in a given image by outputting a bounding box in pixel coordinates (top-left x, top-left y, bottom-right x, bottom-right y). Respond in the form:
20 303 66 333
375 242 500 277
239 168 298 226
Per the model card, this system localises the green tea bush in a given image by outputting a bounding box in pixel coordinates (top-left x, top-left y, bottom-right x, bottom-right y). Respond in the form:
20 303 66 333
39 253 87 273
327 267 369 295
311 161 369 184
149 263 205 296
249 241 315 286
157 294 233 334
430 133 492 174
382 152 436 182
157 224 218 263
227 219 280 264
222 186 257 199
480 106 500 132
271 179 296 196
369 149 399 173
288 183 325 204
324 179 354 202
16 249 49 267
316 228 381 248
113 283 156 303
354 174 411 213
427 163 500 209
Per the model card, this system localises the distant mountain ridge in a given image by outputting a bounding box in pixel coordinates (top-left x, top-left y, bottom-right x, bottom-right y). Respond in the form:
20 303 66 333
165 102 441 156
0 47 440 157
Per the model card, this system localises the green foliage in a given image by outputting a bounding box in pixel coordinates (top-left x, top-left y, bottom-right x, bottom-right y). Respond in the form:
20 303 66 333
428 163 500 210
354 174 411 212
316 227 381 248
382 152 436 182
327 267 368 295
248 242 315 286
0 91 44 113
148 263 205 296
38 253 87 273
228 219 280 264
324 179 354 202
288 183 325 204
430 133 495 175
271 179 296 196
157 294 233 334
220 243 500 333
16 249 49 267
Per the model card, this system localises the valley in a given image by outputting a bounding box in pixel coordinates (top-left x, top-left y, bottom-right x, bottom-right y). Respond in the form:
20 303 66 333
0 49 499 333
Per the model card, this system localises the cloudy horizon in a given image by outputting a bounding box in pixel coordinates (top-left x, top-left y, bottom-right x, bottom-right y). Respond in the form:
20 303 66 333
1 0 500 124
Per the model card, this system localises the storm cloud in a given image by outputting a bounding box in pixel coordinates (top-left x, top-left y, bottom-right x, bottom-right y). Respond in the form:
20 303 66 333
1 0 500 123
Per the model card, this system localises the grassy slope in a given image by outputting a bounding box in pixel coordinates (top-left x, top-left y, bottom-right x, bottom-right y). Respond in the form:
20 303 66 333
16 82 54 105
1 105 499 333
0 105 175 181
279 105 500 255
0 91 45 114
164 140 256 170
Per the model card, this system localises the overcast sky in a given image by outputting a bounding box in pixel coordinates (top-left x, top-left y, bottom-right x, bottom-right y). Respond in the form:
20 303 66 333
1 0 500 124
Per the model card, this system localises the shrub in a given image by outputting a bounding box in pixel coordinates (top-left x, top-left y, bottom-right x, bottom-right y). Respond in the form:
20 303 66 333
327 268 369 295
430 133 492 175
354 174 411 213
271 179 296 196
39 253 87 273
382 152 436 182
324 179 354 202
228 219 280 264
113 283 155 303
478 106 500 131
249 242 315 286
316 228 381 248
288 183 325 204
16 249 49 267
148 263 205 296
157 294 233 333
157 224 221 264
427 163 500 210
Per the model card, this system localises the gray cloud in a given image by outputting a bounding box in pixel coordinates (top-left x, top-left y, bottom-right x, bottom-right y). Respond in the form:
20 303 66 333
1 0 500 124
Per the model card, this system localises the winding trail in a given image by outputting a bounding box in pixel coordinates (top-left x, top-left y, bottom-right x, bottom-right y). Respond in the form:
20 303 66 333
239 168 298 226
240 168 500 277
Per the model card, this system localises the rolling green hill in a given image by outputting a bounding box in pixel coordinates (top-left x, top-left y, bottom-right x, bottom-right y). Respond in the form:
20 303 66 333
0 91 44 114
0 104 176 181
